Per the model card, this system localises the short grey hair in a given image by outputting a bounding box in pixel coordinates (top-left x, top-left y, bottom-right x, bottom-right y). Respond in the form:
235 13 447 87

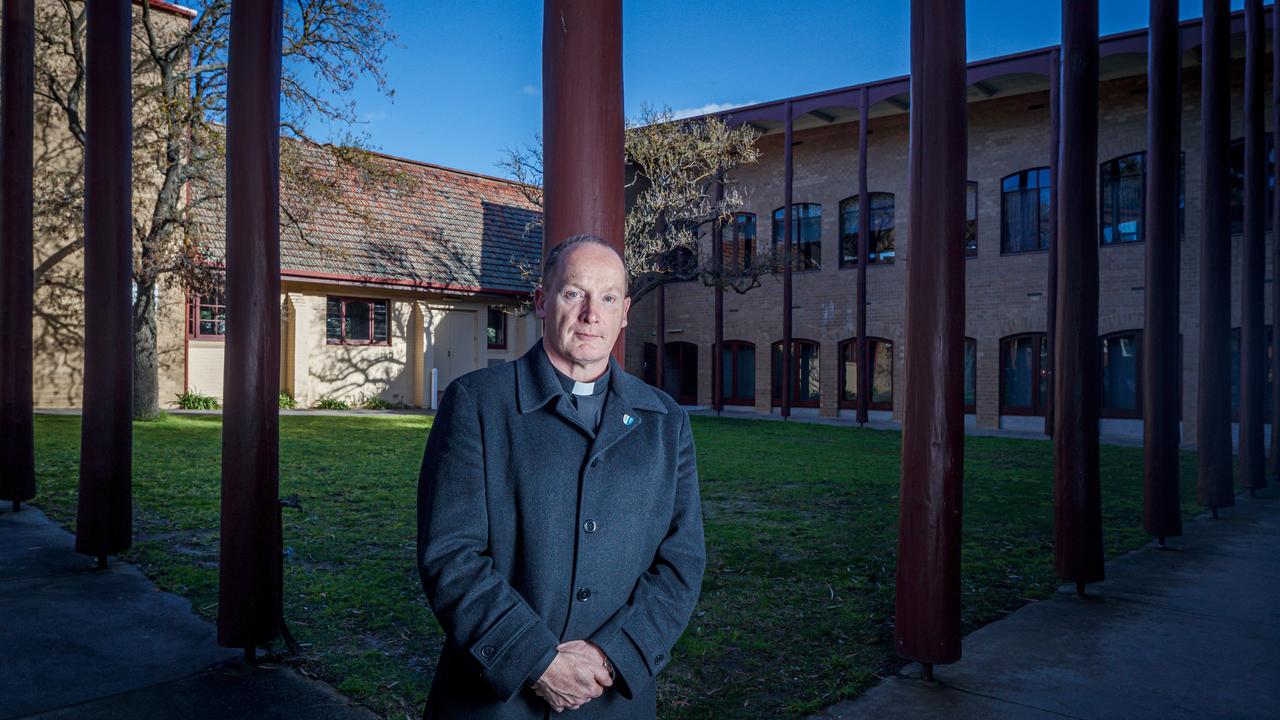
541 234 630 295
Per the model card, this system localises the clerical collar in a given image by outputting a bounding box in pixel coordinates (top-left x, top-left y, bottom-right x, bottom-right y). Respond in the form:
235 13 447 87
552 364 610 397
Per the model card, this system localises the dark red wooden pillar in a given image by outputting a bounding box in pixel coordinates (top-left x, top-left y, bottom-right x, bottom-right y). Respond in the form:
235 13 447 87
1143 0 1183 541
218 0 283 653
1239 0 1267 492
1053 0 1104 589
1045 49 1060 438
0 0 35 511
713 177 725 413
542 0 625 363
857 88 871 426
781 101 794 418
1197 0 1235 512
75 0 133 563
1272 0 1280 481
895 0 966 673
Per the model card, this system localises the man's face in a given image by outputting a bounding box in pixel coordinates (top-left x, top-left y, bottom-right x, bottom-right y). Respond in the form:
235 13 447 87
535 242 631 371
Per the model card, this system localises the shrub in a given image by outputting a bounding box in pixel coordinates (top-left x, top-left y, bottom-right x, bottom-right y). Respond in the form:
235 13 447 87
278 392 298 410
174 390 220 410
313 397 350 410
360 395 393 410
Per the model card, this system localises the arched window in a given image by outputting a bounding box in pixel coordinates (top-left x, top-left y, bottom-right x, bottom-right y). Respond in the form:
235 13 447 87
1229 135 1275 234
663 341 699 405
721 340 756 405
771 203 822 270
964 337 977 412
1100 330 1142 418
838 337 893 410
965 182 979 257
839 193 895 266
1230 325 1275 422
724 213 756 272
771 339 820 407
1000 333 1048 415
1001 168 1051 253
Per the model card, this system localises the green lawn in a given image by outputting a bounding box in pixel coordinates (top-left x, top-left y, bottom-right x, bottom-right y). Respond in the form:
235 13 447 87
31 413 1200 719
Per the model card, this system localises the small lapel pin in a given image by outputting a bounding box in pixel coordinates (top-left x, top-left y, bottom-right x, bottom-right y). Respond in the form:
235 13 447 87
623 414 634 426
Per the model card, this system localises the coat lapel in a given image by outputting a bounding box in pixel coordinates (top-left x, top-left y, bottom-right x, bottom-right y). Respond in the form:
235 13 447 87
587 355 668 465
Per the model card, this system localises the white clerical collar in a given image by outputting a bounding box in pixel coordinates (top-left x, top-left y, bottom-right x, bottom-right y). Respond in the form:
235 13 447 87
571 380 595 396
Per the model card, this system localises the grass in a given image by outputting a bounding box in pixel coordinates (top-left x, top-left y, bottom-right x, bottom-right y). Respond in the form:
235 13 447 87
30 413 1201 719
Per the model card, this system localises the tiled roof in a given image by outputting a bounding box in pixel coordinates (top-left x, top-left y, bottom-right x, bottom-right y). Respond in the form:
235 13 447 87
193 145 543 296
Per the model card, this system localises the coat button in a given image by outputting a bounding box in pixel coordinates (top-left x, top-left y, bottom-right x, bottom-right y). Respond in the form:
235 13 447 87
590 458 600 468
584 519 598 533
480 645 495 658
654 653 665 664
577 587 592 601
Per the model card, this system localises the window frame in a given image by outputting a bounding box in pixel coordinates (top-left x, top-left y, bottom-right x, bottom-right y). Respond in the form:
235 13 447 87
837 337 894 411
186 291 226 341
771 203 823 271
1000 167 1051 255
326 296 391 347
838 192 896 267
1100 330 1143 419
965 181 979 258
726 212 757 272
721 340 756 406
999 333 1048 416
486 306 508 350
770 338 821 408
1099 152 1146 246
964 336 977 413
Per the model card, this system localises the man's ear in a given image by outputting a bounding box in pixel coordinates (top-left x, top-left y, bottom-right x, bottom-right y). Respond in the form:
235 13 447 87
620 296 631 329
533 287 546 318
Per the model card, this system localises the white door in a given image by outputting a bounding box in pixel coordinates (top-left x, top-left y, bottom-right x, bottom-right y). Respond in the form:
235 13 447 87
436 309 479 391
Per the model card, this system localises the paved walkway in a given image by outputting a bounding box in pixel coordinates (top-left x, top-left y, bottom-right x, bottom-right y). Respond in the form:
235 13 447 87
814 489 1280 720
0 505 375 720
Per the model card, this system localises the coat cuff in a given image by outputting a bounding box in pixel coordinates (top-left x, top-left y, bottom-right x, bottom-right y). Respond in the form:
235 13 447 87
589 622 670 700
468 606 560 701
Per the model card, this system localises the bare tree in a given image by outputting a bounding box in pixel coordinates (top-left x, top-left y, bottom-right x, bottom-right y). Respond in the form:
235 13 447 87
34 0 402 418
501 106 770 304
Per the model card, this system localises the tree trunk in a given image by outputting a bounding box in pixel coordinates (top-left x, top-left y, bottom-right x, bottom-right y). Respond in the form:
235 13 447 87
132 280 159 419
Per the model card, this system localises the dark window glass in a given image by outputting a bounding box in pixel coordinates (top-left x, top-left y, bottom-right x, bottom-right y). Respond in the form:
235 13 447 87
839 338 893 410
1229 134 1275 235
663 342 698 404
187 292 226 339
1101 331 1141 417
721 340 756 405
725 213 757 271
771 203 822 270
665 222 700 281
487 307 507 348
1229 325 1275 422
1100 153 1145 244
771 339 820 406
326 297 390 345
965 182 979 257
839 193 895 266
1000 334 1048 414
1001 168 1051 253
964 337 977 410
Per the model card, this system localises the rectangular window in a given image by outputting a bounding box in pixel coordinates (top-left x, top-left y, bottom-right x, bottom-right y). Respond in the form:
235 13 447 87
1001 168 1051 254
772 204 822 271
326 296 390 345
840 193 896 266
487 307 507 349
1000 334 1048 415
725 214 757 271
1101 331 1141 418
965 182 979 257
963 337 977 411
187 292 226 340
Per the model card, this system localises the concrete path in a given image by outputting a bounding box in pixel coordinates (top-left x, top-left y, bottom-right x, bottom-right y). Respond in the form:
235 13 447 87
0 505 376 720
814 490 1280 720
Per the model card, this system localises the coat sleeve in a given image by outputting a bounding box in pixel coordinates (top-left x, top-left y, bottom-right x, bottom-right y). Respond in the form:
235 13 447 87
588 409 706 699
418 381 560 702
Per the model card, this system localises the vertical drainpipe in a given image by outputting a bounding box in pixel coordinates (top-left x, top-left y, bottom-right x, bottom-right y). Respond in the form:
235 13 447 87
782 101 794 418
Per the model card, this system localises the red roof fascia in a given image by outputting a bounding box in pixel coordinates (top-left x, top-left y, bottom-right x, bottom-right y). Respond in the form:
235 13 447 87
134 0 197 19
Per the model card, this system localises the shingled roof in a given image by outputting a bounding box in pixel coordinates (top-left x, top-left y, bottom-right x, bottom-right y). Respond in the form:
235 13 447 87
194 144 544 297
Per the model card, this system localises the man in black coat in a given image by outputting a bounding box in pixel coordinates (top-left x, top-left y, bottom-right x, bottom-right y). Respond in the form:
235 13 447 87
417 235 706 718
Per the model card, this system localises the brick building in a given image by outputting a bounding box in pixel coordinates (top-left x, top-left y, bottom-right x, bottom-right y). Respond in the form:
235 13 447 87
623 12 1275 446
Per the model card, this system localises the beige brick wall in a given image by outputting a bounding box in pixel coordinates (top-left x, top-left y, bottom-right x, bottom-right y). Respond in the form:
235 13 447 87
626 60 1276 446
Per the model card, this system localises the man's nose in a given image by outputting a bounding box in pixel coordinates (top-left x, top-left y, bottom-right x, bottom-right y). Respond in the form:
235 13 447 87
579 297 600 323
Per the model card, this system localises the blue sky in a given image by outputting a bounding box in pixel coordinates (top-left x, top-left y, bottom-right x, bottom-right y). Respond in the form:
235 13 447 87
327 1 1256 179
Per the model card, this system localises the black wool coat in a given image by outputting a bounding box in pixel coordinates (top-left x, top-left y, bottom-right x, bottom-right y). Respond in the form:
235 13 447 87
417 340 706 719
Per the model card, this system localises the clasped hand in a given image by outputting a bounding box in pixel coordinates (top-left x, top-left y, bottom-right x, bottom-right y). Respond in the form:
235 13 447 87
532 640 613 712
